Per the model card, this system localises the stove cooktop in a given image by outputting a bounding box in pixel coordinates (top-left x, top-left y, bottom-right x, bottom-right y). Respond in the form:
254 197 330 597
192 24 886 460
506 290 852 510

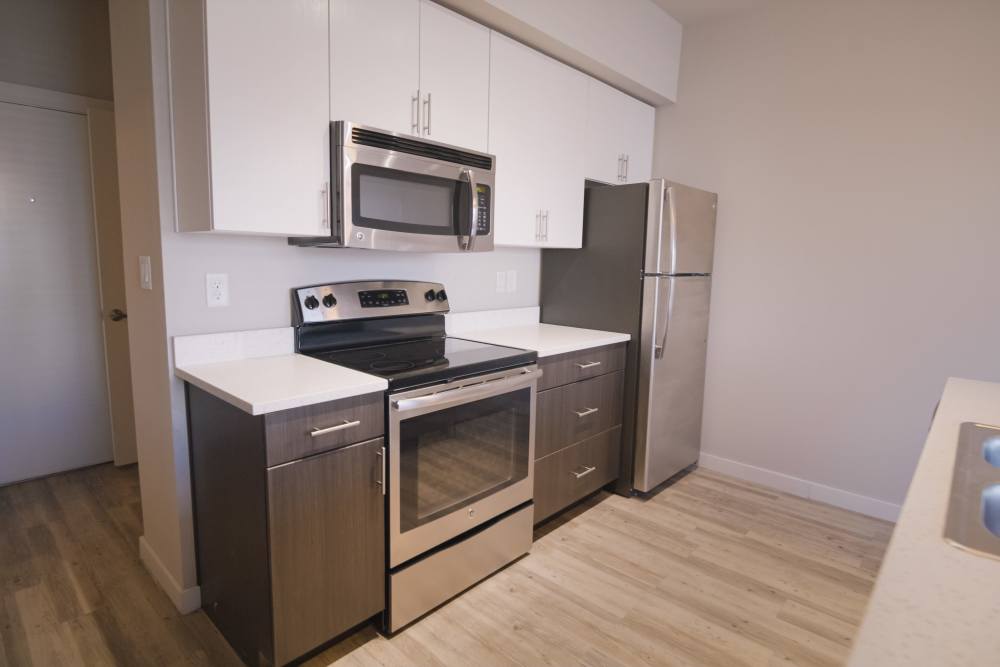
309 336 536 391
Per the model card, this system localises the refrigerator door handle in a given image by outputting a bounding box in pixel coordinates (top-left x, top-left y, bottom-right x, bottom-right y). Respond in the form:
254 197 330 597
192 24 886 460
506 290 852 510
653 278 674 359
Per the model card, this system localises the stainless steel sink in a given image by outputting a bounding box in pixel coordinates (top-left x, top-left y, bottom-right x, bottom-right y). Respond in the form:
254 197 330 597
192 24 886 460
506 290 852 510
944 423 1000 558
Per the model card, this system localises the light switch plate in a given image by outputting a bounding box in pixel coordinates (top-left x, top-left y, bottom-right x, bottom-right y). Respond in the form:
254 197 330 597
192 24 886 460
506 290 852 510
206 273 229 308
139 256 152 290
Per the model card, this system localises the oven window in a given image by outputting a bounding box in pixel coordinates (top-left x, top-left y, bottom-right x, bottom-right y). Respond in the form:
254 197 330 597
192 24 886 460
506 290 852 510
398 387 530 533
353 164 458 235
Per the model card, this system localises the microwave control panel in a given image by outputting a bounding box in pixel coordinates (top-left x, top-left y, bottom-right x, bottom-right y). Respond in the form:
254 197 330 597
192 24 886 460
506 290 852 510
476 185 491 235
359 289 410 308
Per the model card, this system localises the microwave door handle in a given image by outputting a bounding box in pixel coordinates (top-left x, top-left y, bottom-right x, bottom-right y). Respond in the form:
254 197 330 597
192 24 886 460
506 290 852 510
459 168 479 251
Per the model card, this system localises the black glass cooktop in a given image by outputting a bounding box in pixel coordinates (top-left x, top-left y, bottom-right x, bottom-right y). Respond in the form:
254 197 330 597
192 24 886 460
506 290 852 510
310 336 536 390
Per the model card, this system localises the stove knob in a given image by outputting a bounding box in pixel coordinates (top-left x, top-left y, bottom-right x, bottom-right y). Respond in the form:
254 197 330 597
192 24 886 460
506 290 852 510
424 289 436 302
322 293 337 308
303 295 320 310
436 289 448 302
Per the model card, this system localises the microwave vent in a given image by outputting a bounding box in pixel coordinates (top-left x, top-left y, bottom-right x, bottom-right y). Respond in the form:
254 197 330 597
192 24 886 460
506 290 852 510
350 127 493 171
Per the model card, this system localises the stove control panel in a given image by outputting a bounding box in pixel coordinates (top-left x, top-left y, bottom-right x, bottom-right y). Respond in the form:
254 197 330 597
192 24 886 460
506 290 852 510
293 280 449 324
359 289 409 308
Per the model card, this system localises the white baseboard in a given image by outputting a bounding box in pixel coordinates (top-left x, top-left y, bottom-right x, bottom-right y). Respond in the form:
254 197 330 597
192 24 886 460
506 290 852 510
698 453 901 522
139 536 201 614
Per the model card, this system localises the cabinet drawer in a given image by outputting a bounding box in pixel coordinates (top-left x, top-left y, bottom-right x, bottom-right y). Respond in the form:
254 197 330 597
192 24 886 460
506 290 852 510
264 392 384 467
536 371 624 459
537 343 626 391
533 426 621 523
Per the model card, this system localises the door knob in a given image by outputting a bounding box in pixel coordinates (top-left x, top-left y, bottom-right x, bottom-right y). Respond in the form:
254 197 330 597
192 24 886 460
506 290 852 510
109 308 127 322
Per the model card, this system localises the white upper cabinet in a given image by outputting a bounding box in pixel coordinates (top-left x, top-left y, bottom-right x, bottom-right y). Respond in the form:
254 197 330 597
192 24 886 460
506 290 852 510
170 0 331 236
418 1 490 151
584 78 655 185
330 0 420 135
489 33 587 248
622 94 655 183
330 0 489 149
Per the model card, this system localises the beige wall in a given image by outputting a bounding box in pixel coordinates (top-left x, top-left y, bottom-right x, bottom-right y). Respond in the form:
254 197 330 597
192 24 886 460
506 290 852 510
654 0 1000 512
0 0 114 99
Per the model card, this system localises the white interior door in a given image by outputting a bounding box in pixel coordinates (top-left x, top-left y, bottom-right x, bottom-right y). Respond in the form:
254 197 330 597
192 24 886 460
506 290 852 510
0 101 113 484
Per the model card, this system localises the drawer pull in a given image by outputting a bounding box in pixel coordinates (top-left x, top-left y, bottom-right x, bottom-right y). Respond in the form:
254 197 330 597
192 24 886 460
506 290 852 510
572 465 597 479
575 361 602 370
310 419 361 437
573 407 599 418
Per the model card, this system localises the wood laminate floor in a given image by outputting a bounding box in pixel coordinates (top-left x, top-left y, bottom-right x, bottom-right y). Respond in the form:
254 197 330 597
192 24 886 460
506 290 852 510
0 464 892 667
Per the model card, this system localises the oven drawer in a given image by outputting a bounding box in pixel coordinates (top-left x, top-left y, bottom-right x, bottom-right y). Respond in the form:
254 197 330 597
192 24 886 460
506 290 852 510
537 343 626 391
264 392 384 467
533 426 621 523
536 371 624 459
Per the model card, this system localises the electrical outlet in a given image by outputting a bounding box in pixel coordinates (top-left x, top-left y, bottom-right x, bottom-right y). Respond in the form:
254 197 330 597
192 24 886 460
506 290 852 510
506 269 517 293
206 273 229 308
495 271 507 293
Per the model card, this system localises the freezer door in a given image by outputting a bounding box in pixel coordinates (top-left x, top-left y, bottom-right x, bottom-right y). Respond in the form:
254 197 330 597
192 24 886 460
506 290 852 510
655 181 717 276
633 275 712 492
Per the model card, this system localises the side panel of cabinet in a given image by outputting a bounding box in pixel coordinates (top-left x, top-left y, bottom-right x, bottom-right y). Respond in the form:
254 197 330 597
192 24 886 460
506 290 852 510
418 1 489 151
623 96 655 184
331 0 420 135
268 438 386 665
488 32 544 247
204 0 330 236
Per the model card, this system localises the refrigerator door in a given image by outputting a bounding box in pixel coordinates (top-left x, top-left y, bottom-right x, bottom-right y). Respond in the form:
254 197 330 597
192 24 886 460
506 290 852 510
645 181 717 276
633 275 712 492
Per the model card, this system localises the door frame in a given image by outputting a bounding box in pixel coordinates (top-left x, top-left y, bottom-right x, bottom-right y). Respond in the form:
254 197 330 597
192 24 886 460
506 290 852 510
0 81 137 466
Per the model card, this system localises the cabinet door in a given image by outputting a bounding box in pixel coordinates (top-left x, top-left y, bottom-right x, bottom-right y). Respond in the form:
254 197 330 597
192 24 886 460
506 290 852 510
623 96 655 184
268 438 385 665
538 59 587 248
205 0 330 236
331 0 420 135
418 1 490 151
488 32 544 246
584 78 625 185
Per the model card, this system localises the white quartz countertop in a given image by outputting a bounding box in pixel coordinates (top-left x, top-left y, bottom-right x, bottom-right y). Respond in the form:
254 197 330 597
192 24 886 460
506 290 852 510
175 354 387 416
848 377 1000 666
456 323 630 358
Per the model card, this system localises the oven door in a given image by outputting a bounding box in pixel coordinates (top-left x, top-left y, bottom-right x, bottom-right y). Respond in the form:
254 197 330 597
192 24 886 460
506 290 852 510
388 365 537 568
340 143 494 253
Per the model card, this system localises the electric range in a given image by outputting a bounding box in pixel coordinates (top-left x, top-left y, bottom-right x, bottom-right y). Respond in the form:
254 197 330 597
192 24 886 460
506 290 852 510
292 280 538 633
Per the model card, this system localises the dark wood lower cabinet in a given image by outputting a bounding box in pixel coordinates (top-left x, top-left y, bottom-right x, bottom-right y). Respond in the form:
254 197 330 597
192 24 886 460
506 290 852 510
533 343 627 524
534 426 622 522
187 385 386 667
268 439 385 665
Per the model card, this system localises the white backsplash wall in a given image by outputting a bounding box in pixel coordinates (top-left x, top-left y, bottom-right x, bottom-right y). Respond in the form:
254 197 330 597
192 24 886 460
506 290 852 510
161 232 540 336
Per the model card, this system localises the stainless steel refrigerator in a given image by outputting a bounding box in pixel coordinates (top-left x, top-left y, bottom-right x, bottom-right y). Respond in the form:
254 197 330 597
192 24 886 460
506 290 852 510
540 179 717 494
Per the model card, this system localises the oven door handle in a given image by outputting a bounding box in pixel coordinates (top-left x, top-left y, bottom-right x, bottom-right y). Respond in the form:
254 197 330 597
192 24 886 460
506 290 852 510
392 369 538 413
458 168 479 252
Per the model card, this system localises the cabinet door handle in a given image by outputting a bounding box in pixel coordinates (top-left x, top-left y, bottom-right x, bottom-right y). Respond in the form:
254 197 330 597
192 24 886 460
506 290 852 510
573 407 599 418
543 210 549 241
575 360 602 370
320 182 330 229
310 419 360 437
376 446 386 495
411 90 420 134
623 154 629 181
422 92 432 135
572 465 597 479
617 154 624 181
535 211 540 241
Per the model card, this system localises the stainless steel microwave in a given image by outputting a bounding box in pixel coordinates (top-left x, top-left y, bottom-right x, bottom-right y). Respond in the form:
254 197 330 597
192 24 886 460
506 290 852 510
290 121 495 252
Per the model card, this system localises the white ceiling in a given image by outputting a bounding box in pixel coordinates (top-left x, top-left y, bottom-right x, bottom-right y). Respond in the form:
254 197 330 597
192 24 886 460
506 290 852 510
650 0 762 26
